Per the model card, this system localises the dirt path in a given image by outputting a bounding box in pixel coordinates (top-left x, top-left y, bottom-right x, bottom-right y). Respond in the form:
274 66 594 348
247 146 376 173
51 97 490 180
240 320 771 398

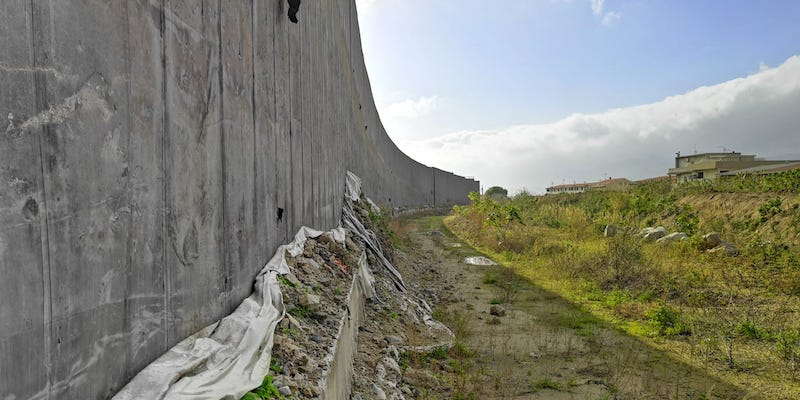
386 215 748 400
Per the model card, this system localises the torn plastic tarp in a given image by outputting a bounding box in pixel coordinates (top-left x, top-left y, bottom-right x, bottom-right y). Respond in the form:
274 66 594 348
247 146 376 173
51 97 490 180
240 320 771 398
342 171 406 292
112 226 346 400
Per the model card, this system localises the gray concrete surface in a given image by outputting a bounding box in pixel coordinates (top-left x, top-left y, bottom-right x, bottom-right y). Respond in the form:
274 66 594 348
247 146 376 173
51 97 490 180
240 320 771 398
0 1 478 399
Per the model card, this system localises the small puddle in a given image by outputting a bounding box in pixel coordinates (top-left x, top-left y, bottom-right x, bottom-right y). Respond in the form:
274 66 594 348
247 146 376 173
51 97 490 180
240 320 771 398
463 256 496 266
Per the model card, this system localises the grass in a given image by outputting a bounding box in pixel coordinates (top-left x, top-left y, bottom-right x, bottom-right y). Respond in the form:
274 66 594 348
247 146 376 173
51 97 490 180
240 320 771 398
392 214 755 399
531 377 562 391
445 182 800 398
277 275 295 288
287 305 311 319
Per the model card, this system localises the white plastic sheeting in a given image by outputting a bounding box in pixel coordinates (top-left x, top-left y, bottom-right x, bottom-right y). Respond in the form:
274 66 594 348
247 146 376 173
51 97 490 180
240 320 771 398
112 226 344 400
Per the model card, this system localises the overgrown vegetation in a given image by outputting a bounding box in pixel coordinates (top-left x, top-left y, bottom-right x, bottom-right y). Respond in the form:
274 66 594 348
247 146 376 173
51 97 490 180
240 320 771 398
446 173 800 398
240 375 286 400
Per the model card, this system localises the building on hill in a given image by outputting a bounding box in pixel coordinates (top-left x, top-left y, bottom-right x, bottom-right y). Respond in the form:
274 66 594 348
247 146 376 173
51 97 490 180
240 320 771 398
667 151 800 182
546 178 632 194
546 182 591 194
719 161 800 177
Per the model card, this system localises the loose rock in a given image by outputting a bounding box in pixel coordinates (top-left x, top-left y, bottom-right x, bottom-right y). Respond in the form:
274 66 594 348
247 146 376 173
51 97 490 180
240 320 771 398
464 256 497 266
657 232 688 244
702 232 722 249
639 226 667 242
385 335 404 345
490 305 506 317
708 242 739 256
299 294 321 309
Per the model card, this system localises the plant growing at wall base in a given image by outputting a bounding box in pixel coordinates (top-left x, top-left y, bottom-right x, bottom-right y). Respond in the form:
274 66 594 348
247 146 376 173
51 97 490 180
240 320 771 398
240 375 286 400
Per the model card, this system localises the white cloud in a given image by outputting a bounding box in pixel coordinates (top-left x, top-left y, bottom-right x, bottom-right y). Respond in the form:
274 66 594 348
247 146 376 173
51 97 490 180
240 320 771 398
355 0 378 11
397 55 800 194
589 0 621 26
378 96 440 140
759 61 770 72
380 96 439 120
591 0 605 15
602 11 621 25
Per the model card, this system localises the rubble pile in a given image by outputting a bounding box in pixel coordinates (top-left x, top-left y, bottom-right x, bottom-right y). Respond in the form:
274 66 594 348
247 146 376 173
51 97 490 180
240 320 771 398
265 231 364 398
262 172 454 400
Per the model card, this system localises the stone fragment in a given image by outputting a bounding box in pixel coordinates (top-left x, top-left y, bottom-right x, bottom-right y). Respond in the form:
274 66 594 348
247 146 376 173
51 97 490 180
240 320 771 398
387 345 400 360
490 305 506 317
301 385 320 397
656 232 688 244
640 226 667 242
345 237 360 252
299 294 321 308
385 335 404 345
604 224 618 237
317 233 334 247
284 272 302 287
707 242 739 256
303 239 317 257
372 383 387 400
702 232 722 249
464 256 497 266
383 357 402 375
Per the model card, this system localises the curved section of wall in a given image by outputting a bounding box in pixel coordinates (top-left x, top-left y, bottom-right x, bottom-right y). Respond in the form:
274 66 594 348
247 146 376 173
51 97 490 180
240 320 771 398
0 1 478 399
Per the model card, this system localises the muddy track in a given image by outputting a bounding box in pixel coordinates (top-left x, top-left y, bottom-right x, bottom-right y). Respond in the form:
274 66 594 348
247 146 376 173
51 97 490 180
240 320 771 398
364 214 749 400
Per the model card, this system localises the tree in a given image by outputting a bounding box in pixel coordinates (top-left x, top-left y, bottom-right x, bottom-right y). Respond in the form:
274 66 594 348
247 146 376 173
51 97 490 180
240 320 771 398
485 186 508 198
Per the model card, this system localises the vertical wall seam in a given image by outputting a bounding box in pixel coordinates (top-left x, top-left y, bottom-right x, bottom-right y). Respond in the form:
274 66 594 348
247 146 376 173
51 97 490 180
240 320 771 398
272 1 280 242
432 168 436 207
160 0 170 348
122 0 134 379
217 0 229 309
278 9 295 238
299 8 305 229
250 0 258 254
28 1 53 397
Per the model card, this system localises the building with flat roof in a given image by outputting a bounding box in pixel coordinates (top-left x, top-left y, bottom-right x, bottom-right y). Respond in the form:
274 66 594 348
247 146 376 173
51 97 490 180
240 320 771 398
719 161 800 176
668 152 799 182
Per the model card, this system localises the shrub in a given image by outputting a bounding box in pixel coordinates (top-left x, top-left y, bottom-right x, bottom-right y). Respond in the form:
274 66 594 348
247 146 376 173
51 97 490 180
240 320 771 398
596 234 649 290
775 329 800 380
737 320 767 340
675 205 700 236
758 197 783 222
647 304 690 336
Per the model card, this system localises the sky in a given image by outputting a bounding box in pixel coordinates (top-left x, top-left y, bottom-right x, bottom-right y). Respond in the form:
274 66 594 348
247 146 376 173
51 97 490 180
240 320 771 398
354 0 800 193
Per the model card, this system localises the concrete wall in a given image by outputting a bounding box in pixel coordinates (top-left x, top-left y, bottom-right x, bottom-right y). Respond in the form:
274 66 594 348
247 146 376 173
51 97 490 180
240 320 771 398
0 1 478 398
